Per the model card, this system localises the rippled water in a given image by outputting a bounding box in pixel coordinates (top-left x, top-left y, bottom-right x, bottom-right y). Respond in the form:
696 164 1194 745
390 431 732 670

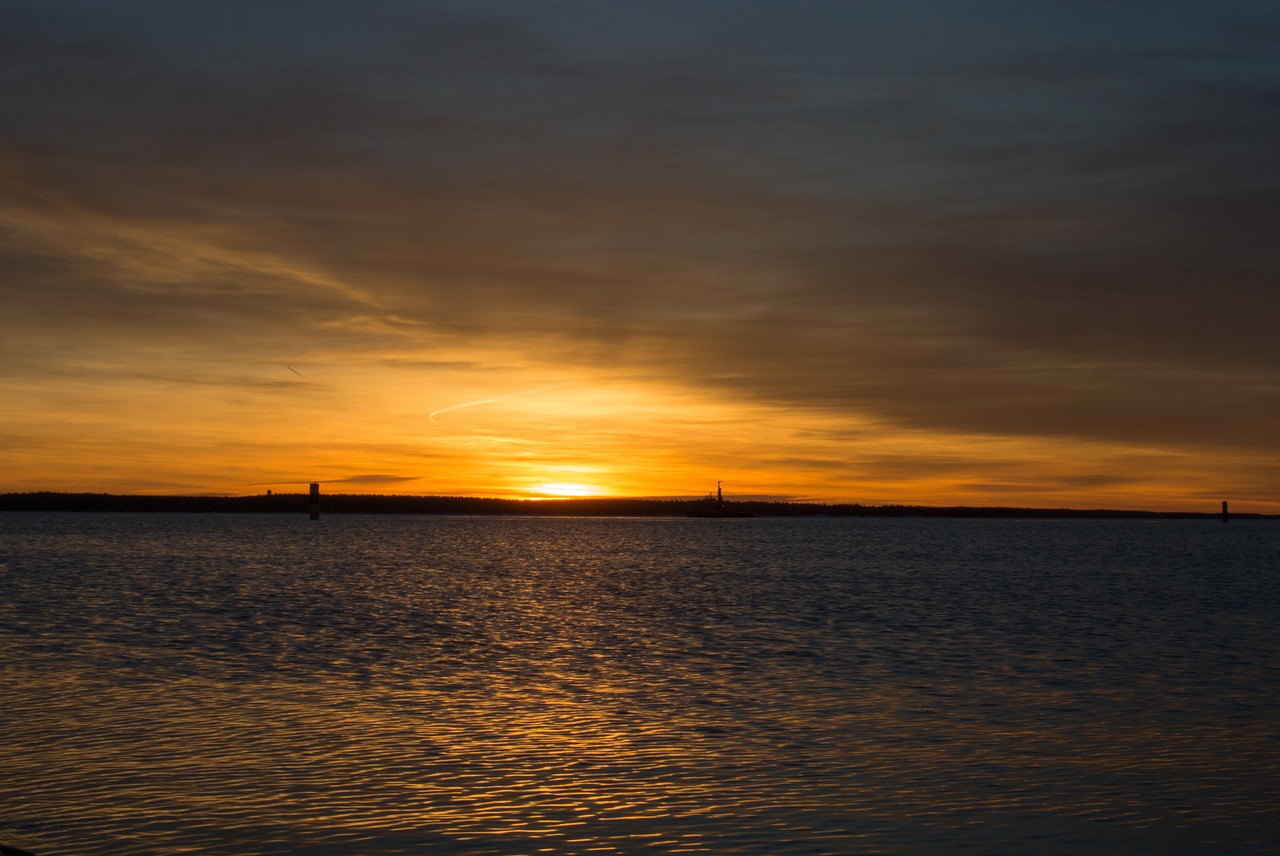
1 513 1277 855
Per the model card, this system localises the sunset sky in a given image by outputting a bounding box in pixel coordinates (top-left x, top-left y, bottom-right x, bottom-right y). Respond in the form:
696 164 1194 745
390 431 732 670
3 1 1278 510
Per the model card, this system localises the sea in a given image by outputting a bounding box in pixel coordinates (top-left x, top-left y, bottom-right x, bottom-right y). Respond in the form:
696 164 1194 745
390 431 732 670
1 513 1276 856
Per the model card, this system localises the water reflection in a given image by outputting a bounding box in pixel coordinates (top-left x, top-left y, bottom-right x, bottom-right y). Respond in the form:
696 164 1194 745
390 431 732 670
1 515 1277 854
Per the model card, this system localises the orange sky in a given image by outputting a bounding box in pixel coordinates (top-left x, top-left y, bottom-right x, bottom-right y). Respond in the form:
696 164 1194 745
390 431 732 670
2 2 1277 512
4 335 1272 511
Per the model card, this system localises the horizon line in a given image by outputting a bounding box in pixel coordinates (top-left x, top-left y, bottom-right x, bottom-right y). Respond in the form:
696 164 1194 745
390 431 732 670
0 490 1268 518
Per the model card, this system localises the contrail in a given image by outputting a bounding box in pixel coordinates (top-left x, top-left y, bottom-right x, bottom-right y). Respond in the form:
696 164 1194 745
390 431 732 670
428 397 501 422
429 386 555 423
287 365 304 377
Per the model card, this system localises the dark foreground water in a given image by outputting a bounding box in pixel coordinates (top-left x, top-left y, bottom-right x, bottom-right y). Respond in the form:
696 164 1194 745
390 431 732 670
1 513 1276 855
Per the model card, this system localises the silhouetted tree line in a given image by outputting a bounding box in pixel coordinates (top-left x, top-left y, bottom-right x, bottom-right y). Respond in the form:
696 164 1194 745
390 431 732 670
0 492 1263 518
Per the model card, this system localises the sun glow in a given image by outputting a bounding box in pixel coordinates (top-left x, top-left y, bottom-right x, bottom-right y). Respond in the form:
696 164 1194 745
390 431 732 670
533 482 604 498
3 341 1273 512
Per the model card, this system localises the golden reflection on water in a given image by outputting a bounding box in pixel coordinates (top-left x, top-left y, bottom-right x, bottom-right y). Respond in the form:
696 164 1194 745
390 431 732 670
1 515 1278 855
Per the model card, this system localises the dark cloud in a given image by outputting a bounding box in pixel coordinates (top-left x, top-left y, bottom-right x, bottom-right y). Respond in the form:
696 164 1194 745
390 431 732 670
323 474 421 485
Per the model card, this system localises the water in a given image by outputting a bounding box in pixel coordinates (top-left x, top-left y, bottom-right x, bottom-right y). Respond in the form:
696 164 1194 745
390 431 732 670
1 513 1277 855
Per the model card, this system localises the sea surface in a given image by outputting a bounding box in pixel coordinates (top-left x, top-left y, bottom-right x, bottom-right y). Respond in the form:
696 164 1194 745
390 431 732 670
1 513 1277 855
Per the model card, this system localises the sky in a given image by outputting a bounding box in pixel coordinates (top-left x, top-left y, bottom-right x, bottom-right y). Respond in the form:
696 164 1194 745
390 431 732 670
2 1 1278 510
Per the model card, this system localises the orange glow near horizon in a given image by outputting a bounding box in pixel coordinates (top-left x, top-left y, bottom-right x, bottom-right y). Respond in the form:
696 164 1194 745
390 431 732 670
531 483 608 498
3 351 1276 513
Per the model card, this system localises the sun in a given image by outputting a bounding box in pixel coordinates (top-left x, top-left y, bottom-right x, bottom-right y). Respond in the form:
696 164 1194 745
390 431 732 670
533 482 603 498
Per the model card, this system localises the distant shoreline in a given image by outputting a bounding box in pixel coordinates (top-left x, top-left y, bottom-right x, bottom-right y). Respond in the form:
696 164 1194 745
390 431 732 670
0 492 1271 519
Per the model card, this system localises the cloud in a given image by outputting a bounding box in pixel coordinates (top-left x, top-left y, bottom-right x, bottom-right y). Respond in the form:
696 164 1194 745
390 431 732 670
321 474 422 485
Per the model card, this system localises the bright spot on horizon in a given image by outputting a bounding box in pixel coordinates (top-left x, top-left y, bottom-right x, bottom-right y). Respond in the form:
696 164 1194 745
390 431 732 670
533 482 605 498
